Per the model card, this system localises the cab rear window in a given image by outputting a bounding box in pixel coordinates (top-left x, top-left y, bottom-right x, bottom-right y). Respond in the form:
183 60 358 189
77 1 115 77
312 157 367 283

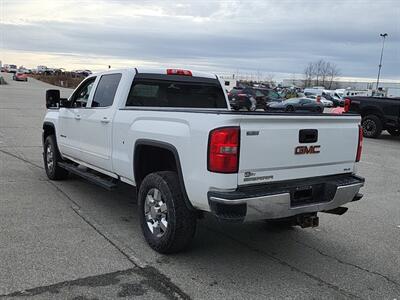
126 76 227 109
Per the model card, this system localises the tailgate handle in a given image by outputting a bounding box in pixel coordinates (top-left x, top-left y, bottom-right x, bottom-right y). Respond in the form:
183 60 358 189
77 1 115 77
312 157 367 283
299 129 318 143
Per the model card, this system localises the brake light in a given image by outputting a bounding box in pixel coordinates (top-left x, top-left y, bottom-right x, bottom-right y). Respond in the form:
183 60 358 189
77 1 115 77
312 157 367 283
344 98 351 112
356 125 363 162
237 93 247 98
166 69 192 76
208 127 240 173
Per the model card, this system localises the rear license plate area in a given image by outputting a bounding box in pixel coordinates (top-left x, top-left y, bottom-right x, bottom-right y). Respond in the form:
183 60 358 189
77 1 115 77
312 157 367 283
290 184 328 207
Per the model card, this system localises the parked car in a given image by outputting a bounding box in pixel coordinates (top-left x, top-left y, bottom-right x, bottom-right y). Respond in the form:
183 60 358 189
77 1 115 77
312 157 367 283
267 97 324 113
228 87 257 111
72 70 92 77
228 87 281 111
42 67 364 254
13 71 28 81
306 94 333 107
344 96 400 138
254 88 282 103
5 64 18 73
321 92 344 107
37 65 48 74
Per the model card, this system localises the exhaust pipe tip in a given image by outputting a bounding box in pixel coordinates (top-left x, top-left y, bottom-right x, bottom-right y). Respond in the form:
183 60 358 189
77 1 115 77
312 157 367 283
323 206 349 215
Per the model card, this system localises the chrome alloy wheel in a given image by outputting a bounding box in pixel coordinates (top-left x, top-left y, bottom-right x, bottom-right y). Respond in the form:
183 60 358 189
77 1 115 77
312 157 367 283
144 188 168 237
46 144 54 172
363 119 376 136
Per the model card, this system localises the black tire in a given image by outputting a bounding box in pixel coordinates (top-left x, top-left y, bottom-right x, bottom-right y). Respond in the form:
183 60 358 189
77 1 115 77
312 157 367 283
285 105 295 112
362 115 382 138
315 106 323 113
387 128 400 136
43 135 69 180
138 171 197 254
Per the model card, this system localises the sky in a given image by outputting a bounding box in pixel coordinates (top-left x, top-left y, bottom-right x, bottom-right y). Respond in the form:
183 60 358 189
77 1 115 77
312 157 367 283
1 0 399 81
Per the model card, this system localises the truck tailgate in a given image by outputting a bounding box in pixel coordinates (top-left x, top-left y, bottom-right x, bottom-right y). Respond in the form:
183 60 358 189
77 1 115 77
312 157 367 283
238 115 360 185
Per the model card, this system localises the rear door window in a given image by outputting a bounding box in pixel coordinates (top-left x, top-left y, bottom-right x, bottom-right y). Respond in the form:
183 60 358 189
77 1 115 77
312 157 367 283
91 73 122 108
126 76 227 109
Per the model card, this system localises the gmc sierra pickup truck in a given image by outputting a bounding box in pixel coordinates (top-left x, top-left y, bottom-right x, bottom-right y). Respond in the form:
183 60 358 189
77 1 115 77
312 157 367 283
344 96 400 138
43 68 365 253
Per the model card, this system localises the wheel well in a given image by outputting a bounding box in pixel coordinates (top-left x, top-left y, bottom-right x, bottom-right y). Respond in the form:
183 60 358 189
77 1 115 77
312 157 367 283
134 144 178 187
361 108 383 119
43 123 55 144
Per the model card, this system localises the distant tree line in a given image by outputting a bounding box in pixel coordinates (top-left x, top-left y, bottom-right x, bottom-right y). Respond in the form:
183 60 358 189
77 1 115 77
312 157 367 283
304 59 340 89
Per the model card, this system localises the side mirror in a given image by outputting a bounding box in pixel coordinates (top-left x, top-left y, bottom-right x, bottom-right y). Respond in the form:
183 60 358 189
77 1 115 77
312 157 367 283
46 89 60 108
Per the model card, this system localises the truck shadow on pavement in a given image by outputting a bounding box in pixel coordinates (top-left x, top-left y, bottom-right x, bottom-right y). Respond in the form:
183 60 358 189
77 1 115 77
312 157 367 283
55 173 399 299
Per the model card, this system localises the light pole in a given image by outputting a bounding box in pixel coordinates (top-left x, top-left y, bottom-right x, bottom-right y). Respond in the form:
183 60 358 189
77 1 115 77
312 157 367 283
376 33 388 90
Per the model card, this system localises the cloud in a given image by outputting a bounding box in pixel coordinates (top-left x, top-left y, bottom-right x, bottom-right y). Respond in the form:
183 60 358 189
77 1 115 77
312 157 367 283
1 0 399 79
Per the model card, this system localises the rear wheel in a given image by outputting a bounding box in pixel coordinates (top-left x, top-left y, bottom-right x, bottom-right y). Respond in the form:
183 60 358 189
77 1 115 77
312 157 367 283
138 171 197 254
362 115 382 138
387 128 400 136
315 106 323 113
43 135 69 180
285 105 295 112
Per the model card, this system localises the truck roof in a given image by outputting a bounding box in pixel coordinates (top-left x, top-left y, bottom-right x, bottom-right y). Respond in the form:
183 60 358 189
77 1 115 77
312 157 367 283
91 67 218 80
137 67 217 79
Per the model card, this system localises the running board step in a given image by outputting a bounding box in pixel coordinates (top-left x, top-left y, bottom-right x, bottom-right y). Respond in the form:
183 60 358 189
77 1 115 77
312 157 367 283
58 162 117 190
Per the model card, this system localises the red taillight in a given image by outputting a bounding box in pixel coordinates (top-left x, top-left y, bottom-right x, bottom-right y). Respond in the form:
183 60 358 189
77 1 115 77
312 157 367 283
344 98 351 112
166 69 192 76
356 125 363 162
208 127 240 173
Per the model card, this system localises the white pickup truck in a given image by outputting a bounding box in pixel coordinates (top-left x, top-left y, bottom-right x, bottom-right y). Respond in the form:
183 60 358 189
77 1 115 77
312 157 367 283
43 68 365 253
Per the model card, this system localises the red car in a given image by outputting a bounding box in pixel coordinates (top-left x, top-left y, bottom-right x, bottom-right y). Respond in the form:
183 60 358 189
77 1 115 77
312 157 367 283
13 71 28 82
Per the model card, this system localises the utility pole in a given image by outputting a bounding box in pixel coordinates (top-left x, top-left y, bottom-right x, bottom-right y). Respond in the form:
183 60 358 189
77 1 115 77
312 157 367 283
376 33 388 90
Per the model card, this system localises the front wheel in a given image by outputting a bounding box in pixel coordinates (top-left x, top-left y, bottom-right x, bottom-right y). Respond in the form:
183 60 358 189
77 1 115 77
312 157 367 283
43 135 69 180
138 171 197 254
285 105 295 112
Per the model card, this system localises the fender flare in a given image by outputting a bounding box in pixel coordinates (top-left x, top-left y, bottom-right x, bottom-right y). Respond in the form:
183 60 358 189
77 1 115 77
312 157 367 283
42 121 56 146
134 139 195 211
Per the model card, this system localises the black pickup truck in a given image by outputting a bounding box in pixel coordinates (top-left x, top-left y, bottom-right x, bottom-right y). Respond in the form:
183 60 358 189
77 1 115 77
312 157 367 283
344 96 400 138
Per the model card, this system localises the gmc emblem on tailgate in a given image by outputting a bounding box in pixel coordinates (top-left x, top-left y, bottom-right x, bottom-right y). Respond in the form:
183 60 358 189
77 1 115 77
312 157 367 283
295 145 321 155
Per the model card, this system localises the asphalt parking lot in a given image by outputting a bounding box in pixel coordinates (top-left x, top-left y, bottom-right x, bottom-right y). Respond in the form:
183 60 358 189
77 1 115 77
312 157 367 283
0 73 399 299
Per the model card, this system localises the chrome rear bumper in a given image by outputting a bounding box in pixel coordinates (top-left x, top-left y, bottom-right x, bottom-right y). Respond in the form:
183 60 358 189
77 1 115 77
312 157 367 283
208 174 364 222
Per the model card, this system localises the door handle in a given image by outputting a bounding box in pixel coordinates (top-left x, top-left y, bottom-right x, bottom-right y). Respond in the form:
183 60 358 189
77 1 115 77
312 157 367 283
101 117 110 123
75 115 81 120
